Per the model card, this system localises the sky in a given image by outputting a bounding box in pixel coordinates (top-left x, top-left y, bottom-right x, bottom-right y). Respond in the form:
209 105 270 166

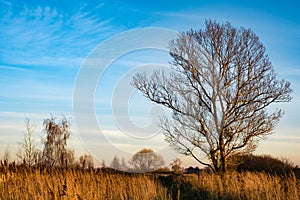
0 0 299 168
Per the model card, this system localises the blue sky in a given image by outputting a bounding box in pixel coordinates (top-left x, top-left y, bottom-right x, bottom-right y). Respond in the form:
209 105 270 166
0 0 299 167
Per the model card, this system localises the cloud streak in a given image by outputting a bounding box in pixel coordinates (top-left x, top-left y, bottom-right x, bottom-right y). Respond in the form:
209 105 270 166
0 4 117 68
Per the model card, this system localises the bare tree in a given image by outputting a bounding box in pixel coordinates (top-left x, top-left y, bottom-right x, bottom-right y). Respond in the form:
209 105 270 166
42 115 71 167
120 157 128 171
101 159 106 168
132 20 292 173
110 156 129 171
2 146 10 164
171 158 183 174
17 117 36 166
110 155 121 170
79 154 94 169
65 149 76 167
129 148 165 172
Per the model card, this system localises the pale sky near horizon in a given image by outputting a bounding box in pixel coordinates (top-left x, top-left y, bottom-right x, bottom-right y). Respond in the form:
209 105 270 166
0 0 299 168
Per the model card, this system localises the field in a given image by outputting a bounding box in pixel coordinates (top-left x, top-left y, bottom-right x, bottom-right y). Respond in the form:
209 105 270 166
0 167 299 200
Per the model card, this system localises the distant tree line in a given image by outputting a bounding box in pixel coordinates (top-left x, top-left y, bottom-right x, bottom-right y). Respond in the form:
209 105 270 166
3 115 166 173
1 114 298 177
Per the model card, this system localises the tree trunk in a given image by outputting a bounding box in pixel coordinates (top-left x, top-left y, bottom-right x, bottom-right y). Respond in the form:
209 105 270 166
221 153 226 173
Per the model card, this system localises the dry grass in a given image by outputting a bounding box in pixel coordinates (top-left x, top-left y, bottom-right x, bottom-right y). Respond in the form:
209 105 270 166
0 168 299 200
178 172 300 200
0 168 169 200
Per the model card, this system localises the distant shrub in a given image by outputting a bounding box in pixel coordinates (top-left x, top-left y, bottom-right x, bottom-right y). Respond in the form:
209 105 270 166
230 154 294 176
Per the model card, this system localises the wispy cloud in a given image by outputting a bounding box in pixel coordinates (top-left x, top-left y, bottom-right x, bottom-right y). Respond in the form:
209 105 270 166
0 0 11 6
0 4 117 68
0 64 29 71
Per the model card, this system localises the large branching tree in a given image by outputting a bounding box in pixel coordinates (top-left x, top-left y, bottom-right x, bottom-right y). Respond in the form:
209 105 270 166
132 20 292 173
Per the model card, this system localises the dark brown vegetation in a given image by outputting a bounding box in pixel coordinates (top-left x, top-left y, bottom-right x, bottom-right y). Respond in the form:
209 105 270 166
160 171 299 200
232 154 297 176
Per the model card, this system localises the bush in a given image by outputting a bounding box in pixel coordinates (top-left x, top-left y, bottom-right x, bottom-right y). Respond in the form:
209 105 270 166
231 154 294 176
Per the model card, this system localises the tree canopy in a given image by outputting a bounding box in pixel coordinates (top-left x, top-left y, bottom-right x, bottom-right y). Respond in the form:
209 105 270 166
129 148 165 172
42 115 73 167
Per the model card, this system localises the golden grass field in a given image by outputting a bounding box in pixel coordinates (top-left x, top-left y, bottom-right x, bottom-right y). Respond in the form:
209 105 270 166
177 172 299 200
0 167 299 200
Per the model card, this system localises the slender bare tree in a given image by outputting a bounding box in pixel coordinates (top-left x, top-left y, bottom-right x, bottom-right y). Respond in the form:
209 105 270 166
2 146 10 164
171 158 183 174
17 117 36 166
132 20 292 173
110 155 121 170
120 157 128 171
110 156 128 171
79 154 94 169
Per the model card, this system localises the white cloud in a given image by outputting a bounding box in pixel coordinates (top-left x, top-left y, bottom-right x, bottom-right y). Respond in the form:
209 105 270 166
0 4 118 68
0 64 29 71
0 111 49 119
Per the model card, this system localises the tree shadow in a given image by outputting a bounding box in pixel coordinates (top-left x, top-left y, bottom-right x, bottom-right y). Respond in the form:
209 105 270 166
158 175 240 200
